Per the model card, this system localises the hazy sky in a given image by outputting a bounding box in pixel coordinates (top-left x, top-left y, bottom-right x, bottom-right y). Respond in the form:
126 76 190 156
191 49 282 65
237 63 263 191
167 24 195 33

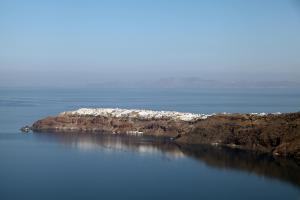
1 0 300 87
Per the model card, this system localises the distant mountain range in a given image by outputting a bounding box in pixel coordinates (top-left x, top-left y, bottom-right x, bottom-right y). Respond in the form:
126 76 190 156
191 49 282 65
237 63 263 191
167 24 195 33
86 77 300 89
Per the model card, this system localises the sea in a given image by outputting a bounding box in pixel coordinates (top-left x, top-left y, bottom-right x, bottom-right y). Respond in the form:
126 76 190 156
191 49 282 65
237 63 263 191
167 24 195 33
0 87 300 200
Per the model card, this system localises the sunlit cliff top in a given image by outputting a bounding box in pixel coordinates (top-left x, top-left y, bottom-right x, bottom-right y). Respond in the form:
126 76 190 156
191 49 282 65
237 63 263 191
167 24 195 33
60 108 282 122
60 108 214 121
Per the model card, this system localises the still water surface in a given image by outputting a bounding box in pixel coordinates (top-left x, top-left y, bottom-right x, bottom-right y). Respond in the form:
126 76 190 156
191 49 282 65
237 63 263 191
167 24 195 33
0 88 300 199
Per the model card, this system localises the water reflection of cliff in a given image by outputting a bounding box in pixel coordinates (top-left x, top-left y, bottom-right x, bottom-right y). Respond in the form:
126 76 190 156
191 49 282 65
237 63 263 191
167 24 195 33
33 133 300 188
176 144 300 188
33 133 184 158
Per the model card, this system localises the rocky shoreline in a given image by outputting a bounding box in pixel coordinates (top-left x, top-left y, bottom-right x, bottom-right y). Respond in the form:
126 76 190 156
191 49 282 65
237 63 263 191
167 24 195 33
25 108 300 160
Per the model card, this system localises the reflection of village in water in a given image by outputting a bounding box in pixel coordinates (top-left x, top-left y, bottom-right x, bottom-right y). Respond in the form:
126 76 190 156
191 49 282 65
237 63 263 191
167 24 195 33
71 134 184 159
34 133 185 159
33 132 300 188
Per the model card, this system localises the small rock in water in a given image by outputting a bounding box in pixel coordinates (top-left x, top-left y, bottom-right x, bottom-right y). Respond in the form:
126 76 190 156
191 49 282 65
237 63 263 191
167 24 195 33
20 125 31 133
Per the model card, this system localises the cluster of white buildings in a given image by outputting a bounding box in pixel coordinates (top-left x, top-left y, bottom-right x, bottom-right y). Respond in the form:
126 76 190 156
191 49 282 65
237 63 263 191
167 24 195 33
60 108 282 122
60 108 214 121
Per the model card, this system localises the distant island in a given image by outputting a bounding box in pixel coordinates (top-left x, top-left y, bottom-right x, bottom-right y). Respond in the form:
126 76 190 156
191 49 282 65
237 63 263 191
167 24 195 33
25 108 300 160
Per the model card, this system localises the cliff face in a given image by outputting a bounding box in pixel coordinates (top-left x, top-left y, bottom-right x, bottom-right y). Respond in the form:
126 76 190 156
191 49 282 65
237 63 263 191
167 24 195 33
30 109 300 160
176 113 300 159
31 114 194 137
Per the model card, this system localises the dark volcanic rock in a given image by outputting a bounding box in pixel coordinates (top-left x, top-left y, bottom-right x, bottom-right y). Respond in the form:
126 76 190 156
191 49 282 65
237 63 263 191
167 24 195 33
30 110 300 160
176 113 300 160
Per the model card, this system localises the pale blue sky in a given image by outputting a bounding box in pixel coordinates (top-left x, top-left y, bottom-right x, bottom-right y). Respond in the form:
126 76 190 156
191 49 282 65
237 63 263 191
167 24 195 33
0 0 300 87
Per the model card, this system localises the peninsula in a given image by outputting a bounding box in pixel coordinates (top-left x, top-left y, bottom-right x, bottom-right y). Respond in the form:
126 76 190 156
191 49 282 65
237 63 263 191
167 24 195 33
28 108 300 160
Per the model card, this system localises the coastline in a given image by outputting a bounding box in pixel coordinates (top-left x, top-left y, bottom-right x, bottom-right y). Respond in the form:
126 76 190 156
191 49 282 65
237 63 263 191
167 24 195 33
26 108 300 160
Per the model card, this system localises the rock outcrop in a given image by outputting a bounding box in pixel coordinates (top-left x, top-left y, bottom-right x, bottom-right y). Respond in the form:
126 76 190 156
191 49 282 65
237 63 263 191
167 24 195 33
30 108 300 160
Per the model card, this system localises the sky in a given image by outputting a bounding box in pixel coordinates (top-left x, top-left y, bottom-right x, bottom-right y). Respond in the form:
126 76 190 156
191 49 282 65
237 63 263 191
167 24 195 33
0 0 300 87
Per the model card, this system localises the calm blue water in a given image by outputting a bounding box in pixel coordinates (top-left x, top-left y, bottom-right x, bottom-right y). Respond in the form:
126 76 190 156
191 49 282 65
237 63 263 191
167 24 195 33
0 87 300 200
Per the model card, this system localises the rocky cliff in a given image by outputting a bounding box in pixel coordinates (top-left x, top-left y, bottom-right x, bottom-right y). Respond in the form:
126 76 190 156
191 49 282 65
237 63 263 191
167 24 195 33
29 108 300 160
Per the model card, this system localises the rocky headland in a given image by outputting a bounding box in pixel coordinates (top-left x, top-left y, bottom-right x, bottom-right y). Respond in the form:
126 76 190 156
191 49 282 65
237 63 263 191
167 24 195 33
27 108 300 160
